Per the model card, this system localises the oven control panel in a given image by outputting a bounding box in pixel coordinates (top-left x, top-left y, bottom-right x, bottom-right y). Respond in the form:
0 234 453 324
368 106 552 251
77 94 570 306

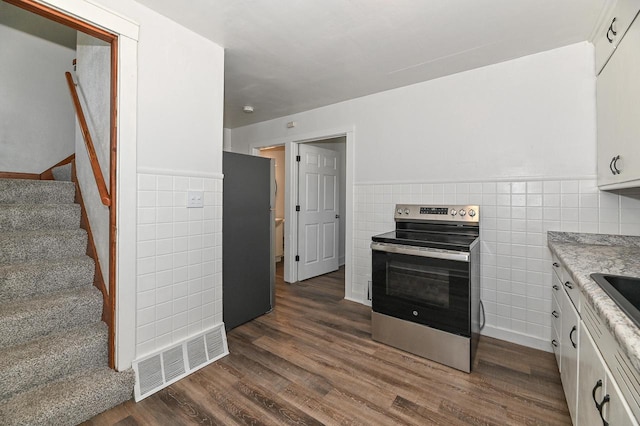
394 204 479 223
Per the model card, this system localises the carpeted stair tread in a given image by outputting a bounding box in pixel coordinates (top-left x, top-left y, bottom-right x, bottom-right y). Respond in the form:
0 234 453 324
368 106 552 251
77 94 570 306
0 256 95 304
0 322 108 401
0 366 135 426
0 203 81 232
0 287 103 348
0 178 75 204
0 229 87 264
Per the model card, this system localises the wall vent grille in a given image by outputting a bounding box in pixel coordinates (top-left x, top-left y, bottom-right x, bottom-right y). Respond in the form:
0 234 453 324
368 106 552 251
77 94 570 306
132 323 229 401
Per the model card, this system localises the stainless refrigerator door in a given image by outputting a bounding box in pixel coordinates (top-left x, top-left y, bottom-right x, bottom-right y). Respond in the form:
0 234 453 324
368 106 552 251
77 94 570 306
223 152 274 331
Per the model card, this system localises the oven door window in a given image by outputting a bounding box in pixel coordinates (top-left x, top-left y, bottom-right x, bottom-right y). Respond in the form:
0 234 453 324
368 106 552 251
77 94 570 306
372 250 470 336
387 261 450 308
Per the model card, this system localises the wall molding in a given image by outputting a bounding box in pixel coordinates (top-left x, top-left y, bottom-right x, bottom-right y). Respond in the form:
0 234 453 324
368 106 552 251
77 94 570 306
354 175 599 186
137 167 223 180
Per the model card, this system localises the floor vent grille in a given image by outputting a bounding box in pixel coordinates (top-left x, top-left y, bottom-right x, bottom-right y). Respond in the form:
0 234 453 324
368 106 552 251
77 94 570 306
187 336 207 370
132 323 229 401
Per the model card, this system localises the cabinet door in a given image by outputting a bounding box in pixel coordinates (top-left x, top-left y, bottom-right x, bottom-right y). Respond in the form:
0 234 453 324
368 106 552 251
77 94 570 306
597 17 640 189
594 0 640 74
560 287 580 423
578 323 606 426
604 367 639 426
578 322 639 425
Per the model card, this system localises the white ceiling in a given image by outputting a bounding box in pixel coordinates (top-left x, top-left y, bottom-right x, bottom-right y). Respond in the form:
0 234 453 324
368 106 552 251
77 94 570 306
136 0 608 129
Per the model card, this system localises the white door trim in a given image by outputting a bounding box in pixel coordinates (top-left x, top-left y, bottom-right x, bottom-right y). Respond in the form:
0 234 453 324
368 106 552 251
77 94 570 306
40 0 139 370
248 126 355 301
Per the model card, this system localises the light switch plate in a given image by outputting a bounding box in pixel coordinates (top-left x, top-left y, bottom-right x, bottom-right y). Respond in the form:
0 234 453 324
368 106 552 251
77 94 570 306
187 191 204 208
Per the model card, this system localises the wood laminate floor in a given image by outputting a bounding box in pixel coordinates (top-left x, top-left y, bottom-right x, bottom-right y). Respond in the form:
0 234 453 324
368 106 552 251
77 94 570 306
85 264 570 425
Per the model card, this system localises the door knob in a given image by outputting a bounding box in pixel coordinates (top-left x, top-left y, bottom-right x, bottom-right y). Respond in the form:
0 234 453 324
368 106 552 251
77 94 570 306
335 214 340 219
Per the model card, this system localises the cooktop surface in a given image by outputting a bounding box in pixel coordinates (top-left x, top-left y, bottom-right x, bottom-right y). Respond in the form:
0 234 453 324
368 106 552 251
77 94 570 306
372 230 478 252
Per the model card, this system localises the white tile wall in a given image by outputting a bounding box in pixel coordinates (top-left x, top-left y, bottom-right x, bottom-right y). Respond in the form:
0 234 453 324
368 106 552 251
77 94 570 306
353 179 640 349
136 173 223 358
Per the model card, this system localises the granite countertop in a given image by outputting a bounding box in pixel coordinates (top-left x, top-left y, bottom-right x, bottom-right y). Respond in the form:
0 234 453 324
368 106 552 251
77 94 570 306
547 231 640 374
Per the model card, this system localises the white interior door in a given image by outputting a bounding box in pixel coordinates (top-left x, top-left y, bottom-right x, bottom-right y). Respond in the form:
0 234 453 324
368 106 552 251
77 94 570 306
297 143 339 281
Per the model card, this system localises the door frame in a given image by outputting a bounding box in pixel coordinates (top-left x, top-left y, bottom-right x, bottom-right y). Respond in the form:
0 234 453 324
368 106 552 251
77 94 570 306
6 0 139 370
249 126 355 301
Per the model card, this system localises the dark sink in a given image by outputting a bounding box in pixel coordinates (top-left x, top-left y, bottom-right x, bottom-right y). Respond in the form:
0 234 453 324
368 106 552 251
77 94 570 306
591 273 640 328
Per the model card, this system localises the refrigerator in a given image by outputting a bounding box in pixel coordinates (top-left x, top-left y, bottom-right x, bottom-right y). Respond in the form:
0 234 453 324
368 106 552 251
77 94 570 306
222 151 275 331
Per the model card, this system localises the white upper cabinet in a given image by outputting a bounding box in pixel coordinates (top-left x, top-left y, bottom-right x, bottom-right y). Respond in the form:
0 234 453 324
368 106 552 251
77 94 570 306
594 0 640 75
596 6 640 189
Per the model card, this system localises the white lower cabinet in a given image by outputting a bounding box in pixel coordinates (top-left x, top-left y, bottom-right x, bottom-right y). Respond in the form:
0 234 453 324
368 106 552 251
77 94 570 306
578 323 637 425
552 258 639 425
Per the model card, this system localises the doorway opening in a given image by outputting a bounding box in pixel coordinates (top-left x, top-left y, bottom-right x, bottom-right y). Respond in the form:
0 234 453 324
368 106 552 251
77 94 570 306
250 127 354 302
259 145 286 270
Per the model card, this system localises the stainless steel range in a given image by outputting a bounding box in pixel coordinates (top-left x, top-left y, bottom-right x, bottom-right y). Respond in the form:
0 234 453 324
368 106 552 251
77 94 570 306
370 204 481 373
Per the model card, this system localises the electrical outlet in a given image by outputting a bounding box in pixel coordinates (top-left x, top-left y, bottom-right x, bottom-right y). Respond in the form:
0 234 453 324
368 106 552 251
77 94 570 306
187 191 204 208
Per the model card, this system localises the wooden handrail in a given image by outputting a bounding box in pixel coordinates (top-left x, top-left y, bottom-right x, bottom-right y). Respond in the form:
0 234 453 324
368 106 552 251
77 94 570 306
65 72 111 207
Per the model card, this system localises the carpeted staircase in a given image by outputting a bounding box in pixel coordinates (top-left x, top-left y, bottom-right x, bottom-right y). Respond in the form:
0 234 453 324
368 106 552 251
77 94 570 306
0 176 134 425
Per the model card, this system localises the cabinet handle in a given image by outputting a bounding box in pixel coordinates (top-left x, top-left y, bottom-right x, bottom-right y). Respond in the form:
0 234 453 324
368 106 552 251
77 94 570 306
552 262 560 267
612 155 621 175
607 17 618 43
564 281 574 290
597 394 610 426
552 311 559 318
551 339 558 347
610 156 617 175
592 379 603 404
553 285 559 291
569 325 577 348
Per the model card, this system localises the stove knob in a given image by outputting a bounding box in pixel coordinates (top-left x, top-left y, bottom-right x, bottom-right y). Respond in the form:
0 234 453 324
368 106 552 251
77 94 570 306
459 209 466 217
404 208 410 215
396 208 403 215
469 209 476 217
450 209 457 216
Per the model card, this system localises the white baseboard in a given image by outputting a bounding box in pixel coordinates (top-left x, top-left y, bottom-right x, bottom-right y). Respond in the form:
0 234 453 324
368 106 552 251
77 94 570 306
481 325 552 353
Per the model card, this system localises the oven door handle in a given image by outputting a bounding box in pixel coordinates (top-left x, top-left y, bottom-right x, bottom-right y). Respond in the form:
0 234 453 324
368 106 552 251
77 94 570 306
371 242 470 262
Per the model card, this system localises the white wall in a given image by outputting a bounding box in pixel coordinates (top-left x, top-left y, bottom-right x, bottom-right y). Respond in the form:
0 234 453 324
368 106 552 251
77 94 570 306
228 42 615 350
95 0 225 360
230 42 596 183
41 0 225 369
0 3 76 174
75 32 111 285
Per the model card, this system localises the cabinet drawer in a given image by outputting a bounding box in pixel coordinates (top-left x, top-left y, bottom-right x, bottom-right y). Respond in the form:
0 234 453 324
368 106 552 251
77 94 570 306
594 0 640 74
553 269 580 314
552 255 562 280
